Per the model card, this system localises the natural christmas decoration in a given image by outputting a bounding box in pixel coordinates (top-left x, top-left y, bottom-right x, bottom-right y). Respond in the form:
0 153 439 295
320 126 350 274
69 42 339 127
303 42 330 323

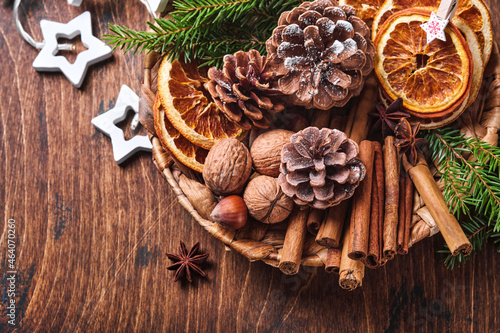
369 98 409 139
278 127 365 209
105 0 306 67
244 175 294 224
266 0 375 109
166 242 209 283
394 118 426 166
373 9 473 128
210 195 248 229
371 0 493 66
426 128 500 268
207 50 285 130
132 0 500 290
202 138 252 195
250 129 295 177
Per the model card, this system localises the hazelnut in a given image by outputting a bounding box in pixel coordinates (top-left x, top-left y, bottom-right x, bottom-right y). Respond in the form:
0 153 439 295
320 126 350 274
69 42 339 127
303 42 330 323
210 195 248 229
250 129 294 177
203 138 252 195
243 175 293 224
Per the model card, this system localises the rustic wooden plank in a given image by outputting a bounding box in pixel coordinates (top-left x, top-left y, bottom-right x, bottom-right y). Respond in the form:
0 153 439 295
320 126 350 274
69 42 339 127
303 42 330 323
0 0 498 332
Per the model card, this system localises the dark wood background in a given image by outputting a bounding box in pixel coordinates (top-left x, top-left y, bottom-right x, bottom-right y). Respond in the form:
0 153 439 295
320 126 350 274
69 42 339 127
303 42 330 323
1 0 499 332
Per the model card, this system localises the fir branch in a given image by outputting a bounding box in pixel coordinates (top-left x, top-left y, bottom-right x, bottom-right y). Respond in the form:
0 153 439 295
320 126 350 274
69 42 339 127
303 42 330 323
103 0 302 68
426 127 500 268
427 129 500 229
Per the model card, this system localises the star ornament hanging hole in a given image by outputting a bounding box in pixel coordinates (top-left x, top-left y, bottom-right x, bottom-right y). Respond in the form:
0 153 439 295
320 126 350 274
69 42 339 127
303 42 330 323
32 12 112 88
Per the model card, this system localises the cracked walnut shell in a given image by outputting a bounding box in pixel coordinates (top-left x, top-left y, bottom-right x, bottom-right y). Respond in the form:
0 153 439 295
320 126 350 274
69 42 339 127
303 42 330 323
202 138 252 195
243 175 294 224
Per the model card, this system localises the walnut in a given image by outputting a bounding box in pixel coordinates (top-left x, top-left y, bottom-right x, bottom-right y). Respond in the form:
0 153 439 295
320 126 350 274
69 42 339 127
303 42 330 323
203 138 252 195
250 129 294 177
243 175 293 224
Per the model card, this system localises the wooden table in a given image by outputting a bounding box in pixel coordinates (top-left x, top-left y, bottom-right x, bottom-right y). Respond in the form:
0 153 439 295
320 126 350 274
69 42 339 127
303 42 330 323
1 1 499 331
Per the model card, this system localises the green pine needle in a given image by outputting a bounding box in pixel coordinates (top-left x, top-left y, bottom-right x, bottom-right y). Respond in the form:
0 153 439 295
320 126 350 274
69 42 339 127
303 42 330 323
103 0 303 68
426 128 500 268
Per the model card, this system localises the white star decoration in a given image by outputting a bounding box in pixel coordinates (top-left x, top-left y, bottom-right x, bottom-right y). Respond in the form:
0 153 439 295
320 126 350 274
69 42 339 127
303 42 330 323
91 85 152 164
420 12 448 44
32 11 112 88
67 0 83 6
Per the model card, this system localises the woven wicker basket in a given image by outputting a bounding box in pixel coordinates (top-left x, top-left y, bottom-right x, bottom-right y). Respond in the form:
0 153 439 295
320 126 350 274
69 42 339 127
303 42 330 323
140 41 500 272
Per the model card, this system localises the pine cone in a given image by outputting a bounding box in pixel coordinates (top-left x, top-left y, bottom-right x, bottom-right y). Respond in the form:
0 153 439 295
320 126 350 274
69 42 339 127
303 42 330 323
206 50 285 130
266 0 375 110
278 127 365 209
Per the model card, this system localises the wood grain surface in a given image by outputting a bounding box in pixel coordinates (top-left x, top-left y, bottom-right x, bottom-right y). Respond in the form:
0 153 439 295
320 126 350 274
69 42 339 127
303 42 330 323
1 0 499 332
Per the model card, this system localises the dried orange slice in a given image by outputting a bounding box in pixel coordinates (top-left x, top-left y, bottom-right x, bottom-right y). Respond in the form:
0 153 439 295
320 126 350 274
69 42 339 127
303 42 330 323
453 16 484 107
157 58 247 150
374 9 472 128
372 0 493 65
338 0 385 27
154 97 208 173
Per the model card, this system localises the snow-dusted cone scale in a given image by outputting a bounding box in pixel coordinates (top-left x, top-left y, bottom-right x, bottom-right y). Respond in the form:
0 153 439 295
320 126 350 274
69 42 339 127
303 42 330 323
278 127 365 209
266 0 375 109
207 50 285 130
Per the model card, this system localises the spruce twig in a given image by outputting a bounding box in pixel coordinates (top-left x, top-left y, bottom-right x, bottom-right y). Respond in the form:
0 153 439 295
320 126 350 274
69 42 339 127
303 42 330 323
103 0 302 68
426 128 500 268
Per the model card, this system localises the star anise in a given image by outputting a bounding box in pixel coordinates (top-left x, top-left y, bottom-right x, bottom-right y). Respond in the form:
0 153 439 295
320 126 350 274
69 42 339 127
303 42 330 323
166 242 209 283
369 98 410 138
394 118 427 165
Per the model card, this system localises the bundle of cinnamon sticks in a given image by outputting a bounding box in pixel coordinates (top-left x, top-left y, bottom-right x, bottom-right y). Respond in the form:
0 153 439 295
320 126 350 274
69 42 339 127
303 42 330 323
347 137 414 269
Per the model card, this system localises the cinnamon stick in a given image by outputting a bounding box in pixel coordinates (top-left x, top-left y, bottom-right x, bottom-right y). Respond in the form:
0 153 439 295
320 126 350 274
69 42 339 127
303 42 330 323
307 208 325 235
402 173 414 254
365 142 384 268
329 112 347 132
344 75 378 143
382 136 400 259
310 109 331 128
364 175 380 268
315 201 348 248
325 248 342 274
348 140 375 260
397 173 406 254
339 223 365 290
279 206 310 275
403 155 472 256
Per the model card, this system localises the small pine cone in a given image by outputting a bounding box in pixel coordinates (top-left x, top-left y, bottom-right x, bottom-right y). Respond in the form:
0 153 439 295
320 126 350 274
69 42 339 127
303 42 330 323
207 50 285 130
266 0 375 110
278 127 365 209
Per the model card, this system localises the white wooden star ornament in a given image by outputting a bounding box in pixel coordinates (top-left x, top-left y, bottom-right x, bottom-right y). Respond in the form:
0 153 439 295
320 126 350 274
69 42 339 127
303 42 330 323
13 0 112 88
32 12 113 88
420 0 458 44
91 85 152 164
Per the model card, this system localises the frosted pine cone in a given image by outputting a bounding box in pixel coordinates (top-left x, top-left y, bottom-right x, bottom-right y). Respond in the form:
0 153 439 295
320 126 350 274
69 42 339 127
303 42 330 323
266 0 375 109
278 127 365 209
207 50 285 130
